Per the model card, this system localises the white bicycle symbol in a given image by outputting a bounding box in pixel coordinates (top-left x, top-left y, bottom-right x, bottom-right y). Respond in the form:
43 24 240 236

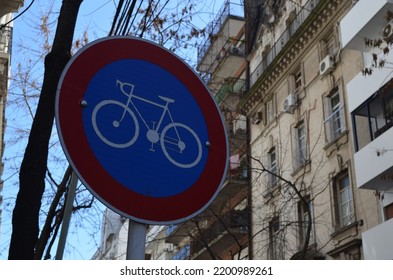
91 79 202 169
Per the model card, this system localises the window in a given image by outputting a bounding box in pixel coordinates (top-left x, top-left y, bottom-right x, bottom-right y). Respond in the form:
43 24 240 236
294 69 302 93
293 120 308 169
269 217 282 259
334 172 354 228
385 203 393 220
324 87 345 143
266 147 278 188
320 31 338 59
265 98 275 123
288 67 303 94
298 197 314 248
352 79 393 151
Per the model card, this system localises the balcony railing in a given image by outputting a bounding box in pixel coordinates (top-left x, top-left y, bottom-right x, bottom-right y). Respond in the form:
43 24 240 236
214 78 246 105
0 26 12 55
191 209 248 255
197 0 244 66
250 0 320 87
228 151 248 181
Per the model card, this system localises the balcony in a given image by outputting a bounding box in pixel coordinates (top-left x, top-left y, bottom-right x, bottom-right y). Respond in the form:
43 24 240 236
249 0 321 87
340 0 393 52
353 127 393 191
350 75 393 191
214 78 246 106
190 208 248 259
0 0 24 17
197 0 245 84
165 147 248 245
362 218 393 259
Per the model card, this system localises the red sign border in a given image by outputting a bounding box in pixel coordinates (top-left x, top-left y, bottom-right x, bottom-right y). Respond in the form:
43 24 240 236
56 36 228 224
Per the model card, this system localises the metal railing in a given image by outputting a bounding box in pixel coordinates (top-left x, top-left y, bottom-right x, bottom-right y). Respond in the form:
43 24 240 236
250 0 320 87
197 0 244 66
190 209 248 254
215 78 246 104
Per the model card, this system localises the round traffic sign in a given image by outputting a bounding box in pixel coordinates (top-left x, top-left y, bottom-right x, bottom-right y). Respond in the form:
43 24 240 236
55 36 228 224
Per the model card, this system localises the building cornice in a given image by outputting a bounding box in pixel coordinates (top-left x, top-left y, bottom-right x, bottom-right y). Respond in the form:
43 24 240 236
239 0 351 114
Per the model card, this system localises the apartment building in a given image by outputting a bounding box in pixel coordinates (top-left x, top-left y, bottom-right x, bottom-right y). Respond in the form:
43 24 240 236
94 0 389 260
164 0 250 260
240 0 380 259
0 0 24 240
92 208 128 260
93 210 173 260
92 1 250 260
340 0 393 260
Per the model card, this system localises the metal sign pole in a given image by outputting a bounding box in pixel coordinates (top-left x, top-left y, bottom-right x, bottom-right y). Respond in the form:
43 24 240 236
55 171 78 260
126 220 147 260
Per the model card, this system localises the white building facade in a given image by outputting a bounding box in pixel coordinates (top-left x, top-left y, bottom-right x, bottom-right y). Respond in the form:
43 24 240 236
340 0 393 260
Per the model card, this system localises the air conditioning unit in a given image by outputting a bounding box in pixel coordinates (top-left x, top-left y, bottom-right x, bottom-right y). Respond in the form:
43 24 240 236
382 20 393 41
319 55 335 76
251 111 263 124
283 92 297 113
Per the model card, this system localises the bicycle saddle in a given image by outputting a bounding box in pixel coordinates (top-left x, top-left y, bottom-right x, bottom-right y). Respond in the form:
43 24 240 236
158 96 175 103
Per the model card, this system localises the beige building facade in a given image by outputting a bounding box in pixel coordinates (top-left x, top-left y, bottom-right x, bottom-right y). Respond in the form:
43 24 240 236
241 0 380 259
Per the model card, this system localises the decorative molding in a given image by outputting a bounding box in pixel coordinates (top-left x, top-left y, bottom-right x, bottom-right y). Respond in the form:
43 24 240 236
241 0 349 114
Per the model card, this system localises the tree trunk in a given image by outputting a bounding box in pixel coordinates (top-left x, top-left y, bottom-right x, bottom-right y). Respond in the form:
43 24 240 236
8 0 83 260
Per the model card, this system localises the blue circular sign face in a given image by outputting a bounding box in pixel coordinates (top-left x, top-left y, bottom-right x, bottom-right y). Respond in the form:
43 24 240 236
82 59 208 197
56 37 228 224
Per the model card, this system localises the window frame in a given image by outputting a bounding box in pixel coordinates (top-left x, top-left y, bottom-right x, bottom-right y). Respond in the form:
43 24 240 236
269 216 282 260
265 97 275 124
320 29 339 60
266 147 278 189
333 171 355 229
352 79 393 151
384 203 393 221
292 120 308 170
288 66 304 95
324 86 345 143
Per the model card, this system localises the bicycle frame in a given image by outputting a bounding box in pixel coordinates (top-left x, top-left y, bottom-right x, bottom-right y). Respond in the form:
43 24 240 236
92 79 203 168
116 80 180 137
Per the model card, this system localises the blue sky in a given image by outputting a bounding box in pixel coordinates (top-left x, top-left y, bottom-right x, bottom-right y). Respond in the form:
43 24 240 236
0 0 119 260
0 0 228 260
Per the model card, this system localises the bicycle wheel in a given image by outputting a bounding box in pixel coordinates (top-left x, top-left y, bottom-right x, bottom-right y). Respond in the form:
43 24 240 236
160 123 202 169
92 100 139 148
